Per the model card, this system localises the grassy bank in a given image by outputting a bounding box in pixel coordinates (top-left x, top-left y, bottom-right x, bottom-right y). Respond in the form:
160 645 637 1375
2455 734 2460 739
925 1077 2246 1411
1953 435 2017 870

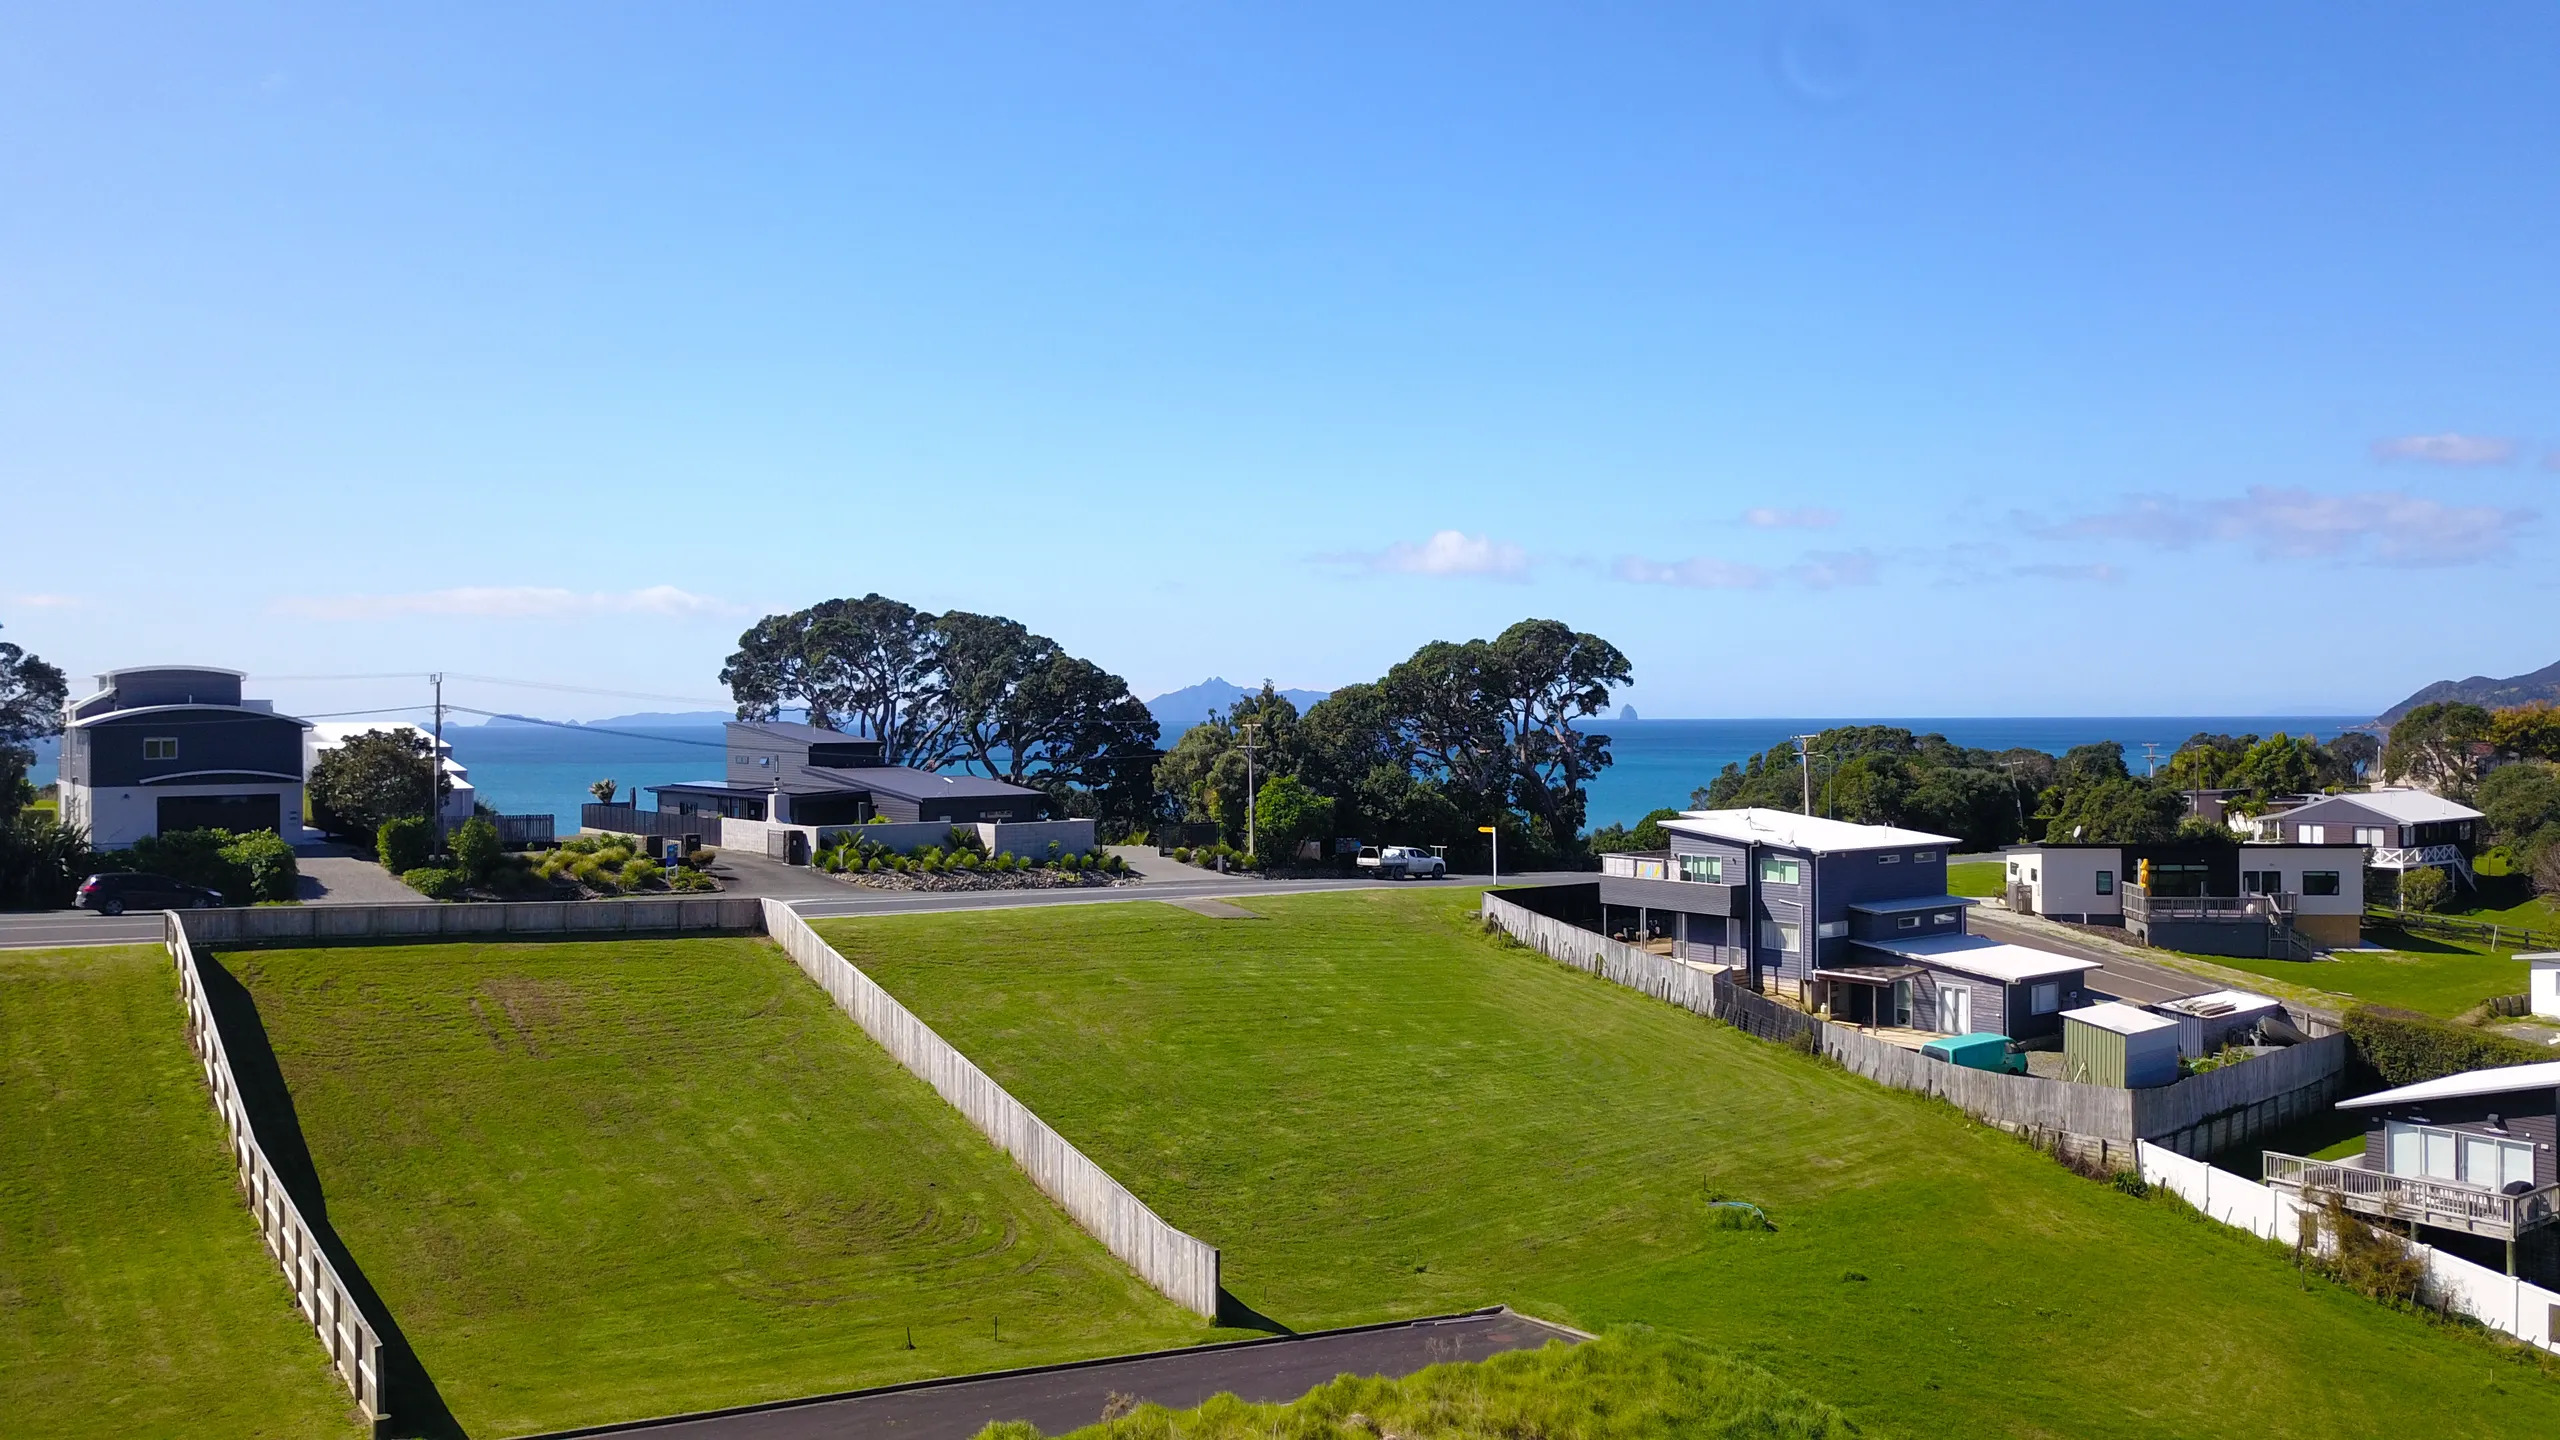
0 946 365 1439
1947 860 2004 897
224 936 1213 1436
820 890 2560 1440
979 1328 1856 1440
2173 937 2530 1017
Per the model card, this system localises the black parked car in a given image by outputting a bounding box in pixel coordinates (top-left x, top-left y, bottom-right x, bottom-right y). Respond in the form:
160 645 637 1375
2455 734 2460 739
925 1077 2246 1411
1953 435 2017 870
75 872 225 915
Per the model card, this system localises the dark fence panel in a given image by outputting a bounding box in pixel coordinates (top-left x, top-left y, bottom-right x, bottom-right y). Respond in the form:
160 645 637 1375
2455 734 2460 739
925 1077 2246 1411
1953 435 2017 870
579 805 723 845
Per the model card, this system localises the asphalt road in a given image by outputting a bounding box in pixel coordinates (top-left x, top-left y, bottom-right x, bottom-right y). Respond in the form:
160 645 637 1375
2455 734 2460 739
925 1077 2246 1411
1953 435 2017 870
0 910 163 949
1968 907 2213 1006
534 1309 1582 1440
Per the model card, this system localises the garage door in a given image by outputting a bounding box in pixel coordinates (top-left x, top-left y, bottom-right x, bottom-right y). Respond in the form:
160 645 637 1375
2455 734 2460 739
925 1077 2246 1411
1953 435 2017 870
157 793 284 836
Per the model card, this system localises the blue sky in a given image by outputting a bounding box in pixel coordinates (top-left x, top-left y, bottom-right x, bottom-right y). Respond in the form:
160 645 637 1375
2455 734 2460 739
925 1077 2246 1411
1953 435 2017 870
4 3 2552 723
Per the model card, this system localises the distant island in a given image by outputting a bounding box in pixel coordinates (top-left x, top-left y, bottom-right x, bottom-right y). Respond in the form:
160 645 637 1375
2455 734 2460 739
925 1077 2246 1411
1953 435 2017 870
1144 678 1331 735
480 710 740 729
2376 658 2560 724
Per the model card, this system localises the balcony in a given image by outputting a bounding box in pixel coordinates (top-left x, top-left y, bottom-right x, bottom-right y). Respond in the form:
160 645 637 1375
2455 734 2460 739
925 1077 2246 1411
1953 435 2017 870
2369 842 2465 871
2263 1152 2560 1241
1596 851 1741 916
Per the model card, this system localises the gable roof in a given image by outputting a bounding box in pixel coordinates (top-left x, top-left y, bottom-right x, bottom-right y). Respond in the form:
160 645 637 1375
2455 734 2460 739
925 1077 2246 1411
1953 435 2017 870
2272 788 2483 825
2339 1061 2560 1110
1665 808 1959 855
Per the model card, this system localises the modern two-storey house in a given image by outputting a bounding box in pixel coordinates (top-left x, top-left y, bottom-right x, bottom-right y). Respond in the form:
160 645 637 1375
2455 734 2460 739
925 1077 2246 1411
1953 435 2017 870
648 720 1060 826
56 665 313 849
1599 808 2096 1039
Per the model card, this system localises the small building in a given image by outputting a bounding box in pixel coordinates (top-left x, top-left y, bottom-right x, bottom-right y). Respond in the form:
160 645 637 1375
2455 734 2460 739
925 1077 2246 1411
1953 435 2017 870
2249 787 2484 891
2061 1002 2181 1088
1833 932 2099 1040
2528 954 2560 1021
648 721 1062 827
2268 1061 2560 1279
2147 989 2283 1059
55 666 313 849
2001 841 2367 954
306 722 476 832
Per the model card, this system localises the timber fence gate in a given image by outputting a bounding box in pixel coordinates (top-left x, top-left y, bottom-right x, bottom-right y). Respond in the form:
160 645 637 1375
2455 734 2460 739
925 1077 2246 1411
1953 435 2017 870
761 900 1223 1318
165 914 389 1432
1480 890 2342 1159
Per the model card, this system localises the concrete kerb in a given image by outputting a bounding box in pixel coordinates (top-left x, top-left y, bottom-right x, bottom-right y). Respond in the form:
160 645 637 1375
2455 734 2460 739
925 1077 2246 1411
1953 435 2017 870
510 1306 1587 1440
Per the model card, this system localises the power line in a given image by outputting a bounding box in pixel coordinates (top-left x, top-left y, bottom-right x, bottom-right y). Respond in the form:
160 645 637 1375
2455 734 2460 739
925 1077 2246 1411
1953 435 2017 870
443 706 733 748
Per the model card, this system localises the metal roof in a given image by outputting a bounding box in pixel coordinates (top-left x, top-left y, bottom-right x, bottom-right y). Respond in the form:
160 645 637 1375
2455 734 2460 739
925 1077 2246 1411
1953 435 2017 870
1853 933 2097 982
730 719 882 746
1846 893 1976 914
64 702 311 731
1664 808 1959 855
2062 1001 2179 1037
837 765 1046 802
2150 989 2281 1019
2339 1061 2560 1110
2270 787 2483 825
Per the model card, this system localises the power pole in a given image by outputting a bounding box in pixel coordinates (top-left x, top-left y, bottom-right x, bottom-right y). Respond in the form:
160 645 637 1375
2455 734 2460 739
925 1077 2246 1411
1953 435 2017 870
2139 742 2165 778
1792 734 1819 816
1239 721 1262 859
430 672 447 852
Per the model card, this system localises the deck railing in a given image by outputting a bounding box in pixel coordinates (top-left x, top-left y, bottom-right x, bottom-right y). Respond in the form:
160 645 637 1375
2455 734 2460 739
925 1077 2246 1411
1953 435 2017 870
2123 885 2294 923
2264 1152 2560 1239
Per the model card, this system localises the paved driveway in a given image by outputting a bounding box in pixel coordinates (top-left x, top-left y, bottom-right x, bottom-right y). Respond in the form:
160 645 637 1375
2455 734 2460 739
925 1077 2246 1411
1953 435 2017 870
530 1308 1581 1440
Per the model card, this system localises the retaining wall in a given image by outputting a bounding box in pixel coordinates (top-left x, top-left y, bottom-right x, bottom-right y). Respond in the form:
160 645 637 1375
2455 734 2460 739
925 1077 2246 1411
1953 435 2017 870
1480 890 2344 1159
164 915 389 1432
2138 1143 2560 1352
178 897 763 946
760 900 1221 1318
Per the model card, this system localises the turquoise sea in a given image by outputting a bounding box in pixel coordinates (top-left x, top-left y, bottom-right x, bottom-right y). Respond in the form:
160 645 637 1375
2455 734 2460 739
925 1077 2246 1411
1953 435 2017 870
29 714 2364 833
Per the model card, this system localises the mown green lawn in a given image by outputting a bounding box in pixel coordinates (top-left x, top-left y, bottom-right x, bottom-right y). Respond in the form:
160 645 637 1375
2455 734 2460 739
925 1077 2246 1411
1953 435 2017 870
821 891 2560 1440
223 937 1214 1437
1947 860 2004 897
2178 937 2530 1017
1 947 366 1439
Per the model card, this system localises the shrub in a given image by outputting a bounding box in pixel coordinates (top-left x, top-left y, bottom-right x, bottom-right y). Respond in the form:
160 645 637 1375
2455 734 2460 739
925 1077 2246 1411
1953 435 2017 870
122 828 257 901
621 858 664 890
402 866 464 900
947 825 986 855
378 816 433 874
2304 1194 2426 1305
2343 1004 2548 1086
1171 846 1192 864
220 828 300 902
2396 865 2451 913
0 811 97 909
668 868 716 892
451 816 502 886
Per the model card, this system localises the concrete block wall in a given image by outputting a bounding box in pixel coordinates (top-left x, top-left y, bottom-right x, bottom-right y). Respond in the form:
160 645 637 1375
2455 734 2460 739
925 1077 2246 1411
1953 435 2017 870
761 901 1221 1318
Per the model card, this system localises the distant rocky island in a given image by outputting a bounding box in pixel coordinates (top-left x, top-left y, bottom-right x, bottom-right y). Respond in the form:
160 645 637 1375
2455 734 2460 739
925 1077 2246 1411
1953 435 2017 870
2376 658 2560 724
1144 677 1331 735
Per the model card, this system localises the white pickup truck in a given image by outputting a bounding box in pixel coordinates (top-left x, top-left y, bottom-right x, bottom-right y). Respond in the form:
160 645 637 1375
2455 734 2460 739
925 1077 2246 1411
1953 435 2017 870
1356 845 1446 880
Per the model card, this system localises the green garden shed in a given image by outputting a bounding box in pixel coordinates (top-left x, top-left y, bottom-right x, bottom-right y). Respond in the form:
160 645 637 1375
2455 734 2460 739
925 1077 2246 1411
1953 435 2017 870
2061 1001 2180 1088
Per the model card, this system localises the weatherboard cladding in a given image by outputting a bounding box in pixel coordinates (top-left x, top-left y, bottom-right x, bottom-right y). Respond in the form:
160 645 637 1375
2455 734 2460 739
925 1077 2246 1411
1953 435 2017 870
2358 1089 2560 1190
69 707 307 788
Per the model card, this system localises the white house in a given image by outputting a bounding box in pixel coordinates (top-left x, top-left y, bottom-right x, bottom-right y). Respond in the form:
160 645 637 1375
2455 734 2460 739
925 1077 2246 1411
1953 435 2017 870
2002 840 2367 949
2528 954 2560 1023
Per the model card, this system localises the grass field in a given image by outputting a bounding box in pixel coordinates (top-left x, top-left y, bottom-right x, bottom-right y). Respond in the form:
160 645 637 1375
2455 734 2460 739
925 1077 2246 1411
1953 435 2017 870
222 936 1213 1437
2176 937 2531 1017
1946 860 2004 897
1 947 365 1439
820 891 2560 1440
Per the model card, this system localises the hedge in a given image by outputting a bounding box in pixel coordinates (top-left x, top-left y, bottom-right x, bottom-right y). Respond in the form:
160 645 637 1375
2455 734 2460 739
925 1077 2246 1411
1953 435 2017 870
2342 1004 2549 1088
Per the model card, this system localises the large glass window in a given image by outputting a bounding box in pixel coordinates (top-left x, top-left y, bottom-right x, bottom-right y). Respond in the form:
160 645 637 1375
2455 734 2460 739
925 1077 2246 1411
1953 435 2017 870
2386 1122 2530 1187
1758 921 1801 954
1678 854 1723 884
2031 981 2061 1014
1760 857 1802 886
2303 871 2341 896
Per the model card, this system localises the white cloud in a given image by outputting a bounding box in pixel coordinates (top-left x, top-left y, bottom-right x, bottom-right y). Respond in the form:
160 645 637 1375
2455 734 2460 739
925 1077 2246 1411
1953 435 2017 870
2029 486 2530 568
2371 433 2517 466
1347 530 1533 580
1743 506 1841 529
6 593 79 609
1788 548 1881 588
271 585 742 620
1611 555 1771 589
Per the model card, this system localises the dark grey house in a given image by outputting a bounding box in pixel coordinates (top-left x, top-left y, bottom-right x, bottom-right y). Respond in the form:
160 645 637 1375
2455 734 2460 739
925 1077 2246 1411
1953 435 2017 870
649 721 1057 827
1596 808 2096 1036
56 666 312 849
2267 1061 2560 1281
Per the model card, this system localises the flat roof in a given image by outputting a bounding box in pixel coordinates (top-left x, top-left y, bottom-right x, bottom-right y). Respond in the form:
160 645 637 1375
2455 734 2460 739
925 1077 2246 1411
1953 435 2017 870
2150 989 2281 1019
838 765 1046 802
1853 933 2098 983
2521 952 2560 966
2064 1001 2178 1037
2339 1061 2560 1110
731 719 883 746
1664 808 1958 855
1846 893 1976 915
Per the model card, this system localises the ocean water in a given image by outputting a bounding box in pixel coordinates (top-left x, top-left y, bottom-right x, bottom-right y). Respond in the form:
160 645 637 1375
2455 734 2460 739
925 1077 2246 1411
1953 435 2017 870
28 715 2363 834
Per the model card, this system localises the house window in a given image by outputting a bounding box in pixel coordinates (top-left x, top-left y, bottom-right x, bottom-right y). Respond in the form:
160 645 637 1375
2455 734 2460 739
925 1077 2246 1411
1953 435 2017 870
2303 871 2341 896
1760 857 1802 886
2352 826 2386 847
1933 912 1956 925
1758 921 1800 954
1898 915 1921 930
1678 854 1723 884
1816 920 1848 940
2242 870 2278 895
2030 981 2062 1014
2295 822 2325 843
1879 853 1901 864
2387 1122 2533 1189
1914 851 1937 862
2095 870 2114 895
143 737 179 760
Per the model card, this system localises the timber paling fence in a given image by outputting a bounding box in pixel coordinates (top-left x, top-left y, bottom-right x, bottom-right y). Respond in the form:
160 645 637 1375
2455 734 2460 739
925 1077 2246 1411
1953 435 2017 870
160 895 1220 1423
165 914 390 1434
762 900 1222 1318
1480 891 2345 1164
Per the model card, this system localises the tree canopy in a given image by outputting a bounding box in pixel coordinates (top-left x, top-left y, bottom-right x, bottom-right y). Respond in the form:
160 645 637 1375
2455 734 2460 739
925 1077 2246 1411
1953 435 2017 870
0 622 67 814
1693 727 2049 852
2384 702 2493 797
308 729 436 840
